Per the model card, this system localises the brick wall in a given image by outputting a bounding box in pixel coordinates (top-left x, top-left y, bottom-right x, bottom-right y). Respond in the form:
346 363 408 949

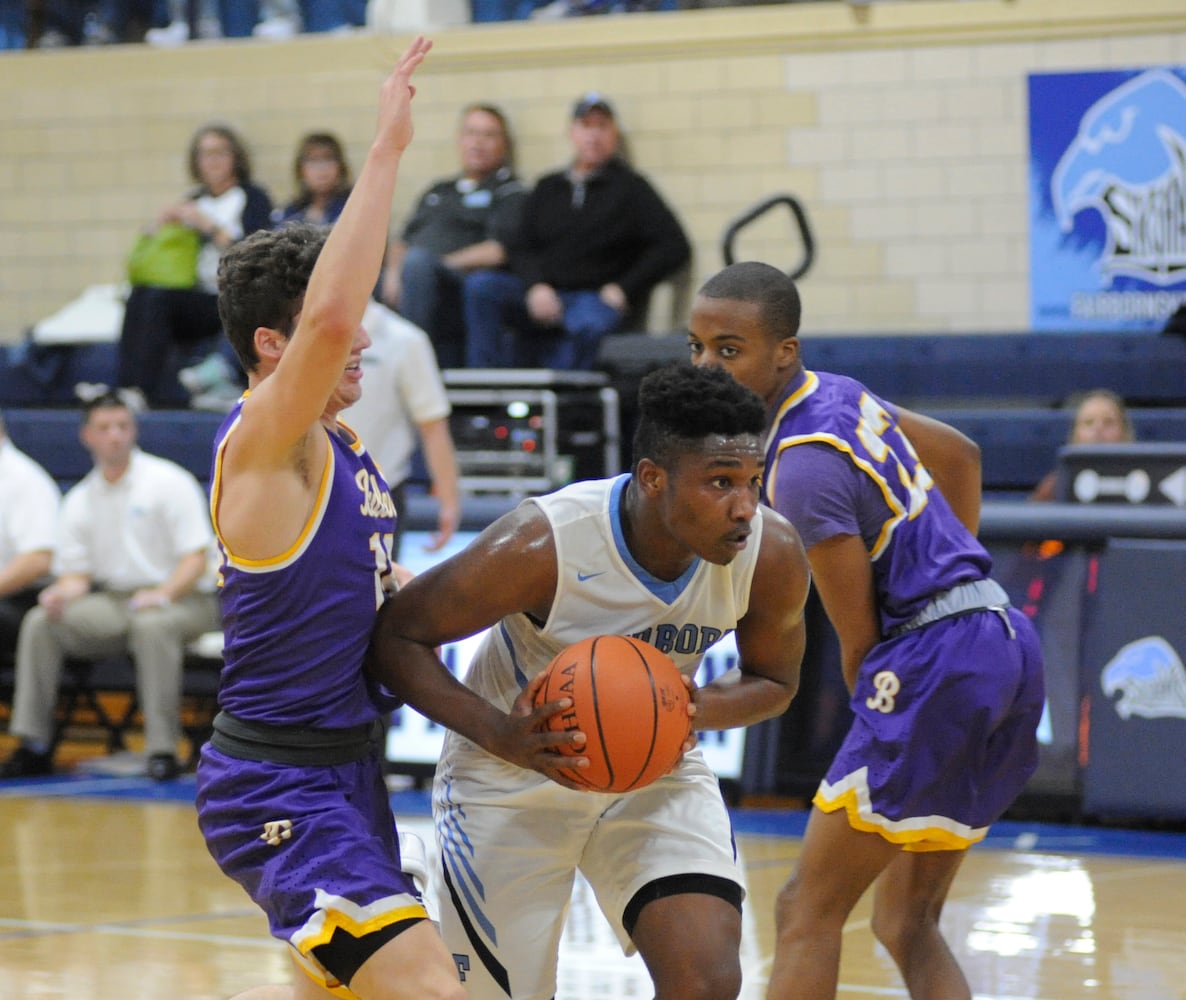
1 0 1184 341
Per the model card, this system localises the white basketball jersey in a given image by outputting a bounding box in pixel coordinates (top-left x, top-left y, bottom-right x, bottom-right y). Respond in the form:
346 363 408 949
460 474 764 713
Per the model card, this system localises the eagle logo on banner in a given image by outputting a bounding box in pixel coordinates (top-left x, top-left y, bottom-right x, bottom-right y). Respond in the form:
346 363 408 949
1101 635 1186 721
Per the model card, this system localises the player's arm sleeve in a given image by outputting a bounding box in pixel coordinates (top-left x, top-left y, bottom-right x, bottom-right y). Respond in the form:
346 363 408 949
769 443 864 549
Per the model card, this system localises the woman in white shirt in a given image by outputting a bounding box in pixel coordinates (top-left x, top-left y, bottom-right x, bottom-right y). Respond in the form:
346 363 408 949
116 124 272 407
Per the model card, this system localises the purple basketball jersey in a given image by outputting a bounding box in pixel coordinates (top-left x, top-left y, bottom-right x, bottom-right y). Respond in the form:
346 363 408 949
209 403 399 728
765 368 992 634
764 369 1043 847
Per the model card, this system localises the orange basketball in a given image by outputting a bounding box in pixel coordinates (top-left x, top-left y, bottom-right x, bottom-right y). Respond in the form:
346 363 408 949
533 635 691 793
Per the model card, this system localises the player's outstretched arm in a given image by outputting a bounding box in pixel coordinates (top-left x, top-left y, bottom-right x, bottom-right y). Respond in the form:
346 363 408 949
253 37 433 442
367 504 590 784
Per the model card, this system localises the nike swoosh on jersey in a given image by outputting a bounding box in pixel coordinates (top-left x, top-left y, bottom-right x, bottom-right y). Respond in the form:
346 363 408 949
576 570 607 582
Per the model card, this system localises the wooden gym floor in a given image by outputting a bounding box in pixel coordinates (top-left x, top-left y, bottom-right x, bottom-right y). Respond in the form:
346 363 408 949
2 727 1185 1000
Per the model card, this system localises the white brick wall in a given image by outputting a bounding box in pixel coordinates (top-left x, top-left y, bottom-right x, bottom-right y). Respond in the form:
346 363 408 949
1 1 1184 340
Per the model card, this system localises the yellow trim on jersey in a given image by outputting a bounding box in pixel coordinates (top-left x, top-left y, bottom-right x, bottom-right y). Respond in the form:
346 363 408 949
336 417 386 479
764 369 819 462
771 431 908 559
766 384 911 562
288 889 429 997
210 411 337 572
813 767 987 852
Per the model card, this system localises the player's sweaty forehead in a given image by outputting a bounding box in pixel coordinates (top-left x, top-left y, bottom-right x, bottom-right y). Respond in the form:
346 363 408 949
680 433 765 472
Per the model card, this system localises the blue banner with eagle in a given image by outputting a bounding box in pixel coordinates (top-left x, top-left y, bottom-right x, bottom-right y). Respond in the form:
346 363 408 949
1028 67 1186 331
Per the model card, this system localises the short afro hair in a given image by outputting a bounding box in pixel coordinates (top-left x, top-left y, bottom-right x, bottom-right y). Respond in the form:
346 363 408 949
633 363 766 470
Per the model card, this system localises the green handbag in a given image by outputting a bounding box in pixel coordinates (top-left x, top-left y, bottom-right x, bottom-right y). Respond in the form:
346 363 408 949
126 222 201 289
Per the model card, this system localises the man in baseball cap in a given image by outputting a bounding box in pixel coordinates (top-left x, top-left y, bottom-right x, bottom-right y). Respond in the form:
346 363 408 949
463 89 689 370
572 92 615 120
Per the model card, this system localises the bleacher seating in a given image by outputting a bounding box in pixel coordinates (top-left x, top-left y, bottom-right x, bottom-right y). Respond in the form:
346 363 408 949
598 330 1186 407
2 407 223 490
802 332 1186 409
927 407 1186 496
596 330 1186 496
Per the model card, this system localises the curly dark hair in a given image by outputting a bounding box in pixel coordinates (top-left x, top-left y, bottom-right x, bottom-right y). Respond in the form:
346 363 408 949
697 261 802 341
217 223 327 373
633 363 766 470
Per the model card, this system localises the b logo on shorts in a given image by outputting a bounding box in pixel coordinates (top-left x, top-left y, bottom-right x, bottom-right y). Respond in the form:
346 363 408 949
260 819 293 846
865 671 900 713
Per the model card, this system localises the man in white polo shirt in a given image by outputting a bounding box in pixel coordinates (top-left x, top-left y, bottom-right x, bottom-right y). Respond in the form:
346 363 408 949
0 392 220 782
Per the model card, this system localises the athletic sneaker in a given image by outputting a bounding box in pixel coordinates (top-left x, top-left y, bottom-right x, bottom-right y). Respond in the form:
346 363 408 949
144 20 190 46
253 15 297 38
147 753 180 782
398 830 439 924
0 745 54 779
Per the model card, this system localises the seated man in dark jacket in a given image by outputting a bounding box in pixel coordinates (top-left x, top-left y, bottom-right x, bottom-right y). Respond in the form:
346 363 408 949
463 93 690 371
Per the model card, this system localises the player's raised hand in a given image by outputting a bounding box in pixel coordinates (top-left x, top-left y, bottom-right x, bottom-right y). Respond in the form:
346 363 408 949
376 35 433 154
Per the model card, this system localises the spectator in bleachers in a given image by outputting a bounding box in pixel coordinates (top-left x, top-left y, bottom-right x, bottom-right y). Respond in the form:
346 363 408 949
0 392 220 782
180 131 354 411
92 0 170 43
379 103 527 369
144 0 363 44
463 92 690 370
0 415 60 666
470 0 674 17
565 0 677 12
274 131 354 228
0 0 25 49
469 1 548 19
218 0 366 39
1029 388 1134 502
345 301 461 560
114 124 272 408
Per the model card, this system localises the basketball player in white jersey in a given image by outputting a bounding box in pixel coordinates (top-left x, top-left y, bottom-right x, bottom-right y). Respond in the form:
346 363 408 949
368 362 812 1000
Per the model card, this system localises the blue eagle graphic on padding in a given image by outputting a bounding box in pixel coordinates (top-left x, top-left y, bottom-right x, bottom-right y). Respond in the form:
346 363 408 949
1052 68 1186 233
1100 635 1186 721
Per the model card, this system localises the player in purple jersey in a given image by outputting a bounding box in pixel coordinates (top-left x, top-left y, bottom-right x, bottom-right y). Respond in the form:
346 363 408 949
192 38 469 1000
688 261 1045 1000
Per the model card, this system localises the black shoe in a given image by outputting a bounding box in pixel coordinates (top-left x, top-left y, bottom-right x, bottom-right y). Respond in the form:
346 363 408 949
147 753 180 782
0 746 54 779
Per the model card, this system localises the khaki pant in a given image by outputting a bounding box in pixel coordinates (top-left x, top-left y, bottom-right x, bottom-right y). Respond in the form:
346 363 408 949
10 590 221 757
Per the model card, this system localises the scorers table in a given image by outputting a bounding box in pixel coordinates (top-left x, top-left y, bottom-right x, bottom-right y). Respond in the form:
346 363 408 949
443 369 623 495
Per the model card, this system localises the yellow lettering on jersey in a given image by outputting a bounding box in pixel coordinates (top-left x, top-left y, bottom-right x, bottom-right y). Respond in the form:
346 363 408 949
356 470 397 518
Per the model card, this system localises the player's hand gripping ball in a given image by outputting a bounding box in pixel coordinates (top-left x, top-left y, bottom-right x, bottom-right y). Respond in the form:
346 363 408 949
533 635 691 793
